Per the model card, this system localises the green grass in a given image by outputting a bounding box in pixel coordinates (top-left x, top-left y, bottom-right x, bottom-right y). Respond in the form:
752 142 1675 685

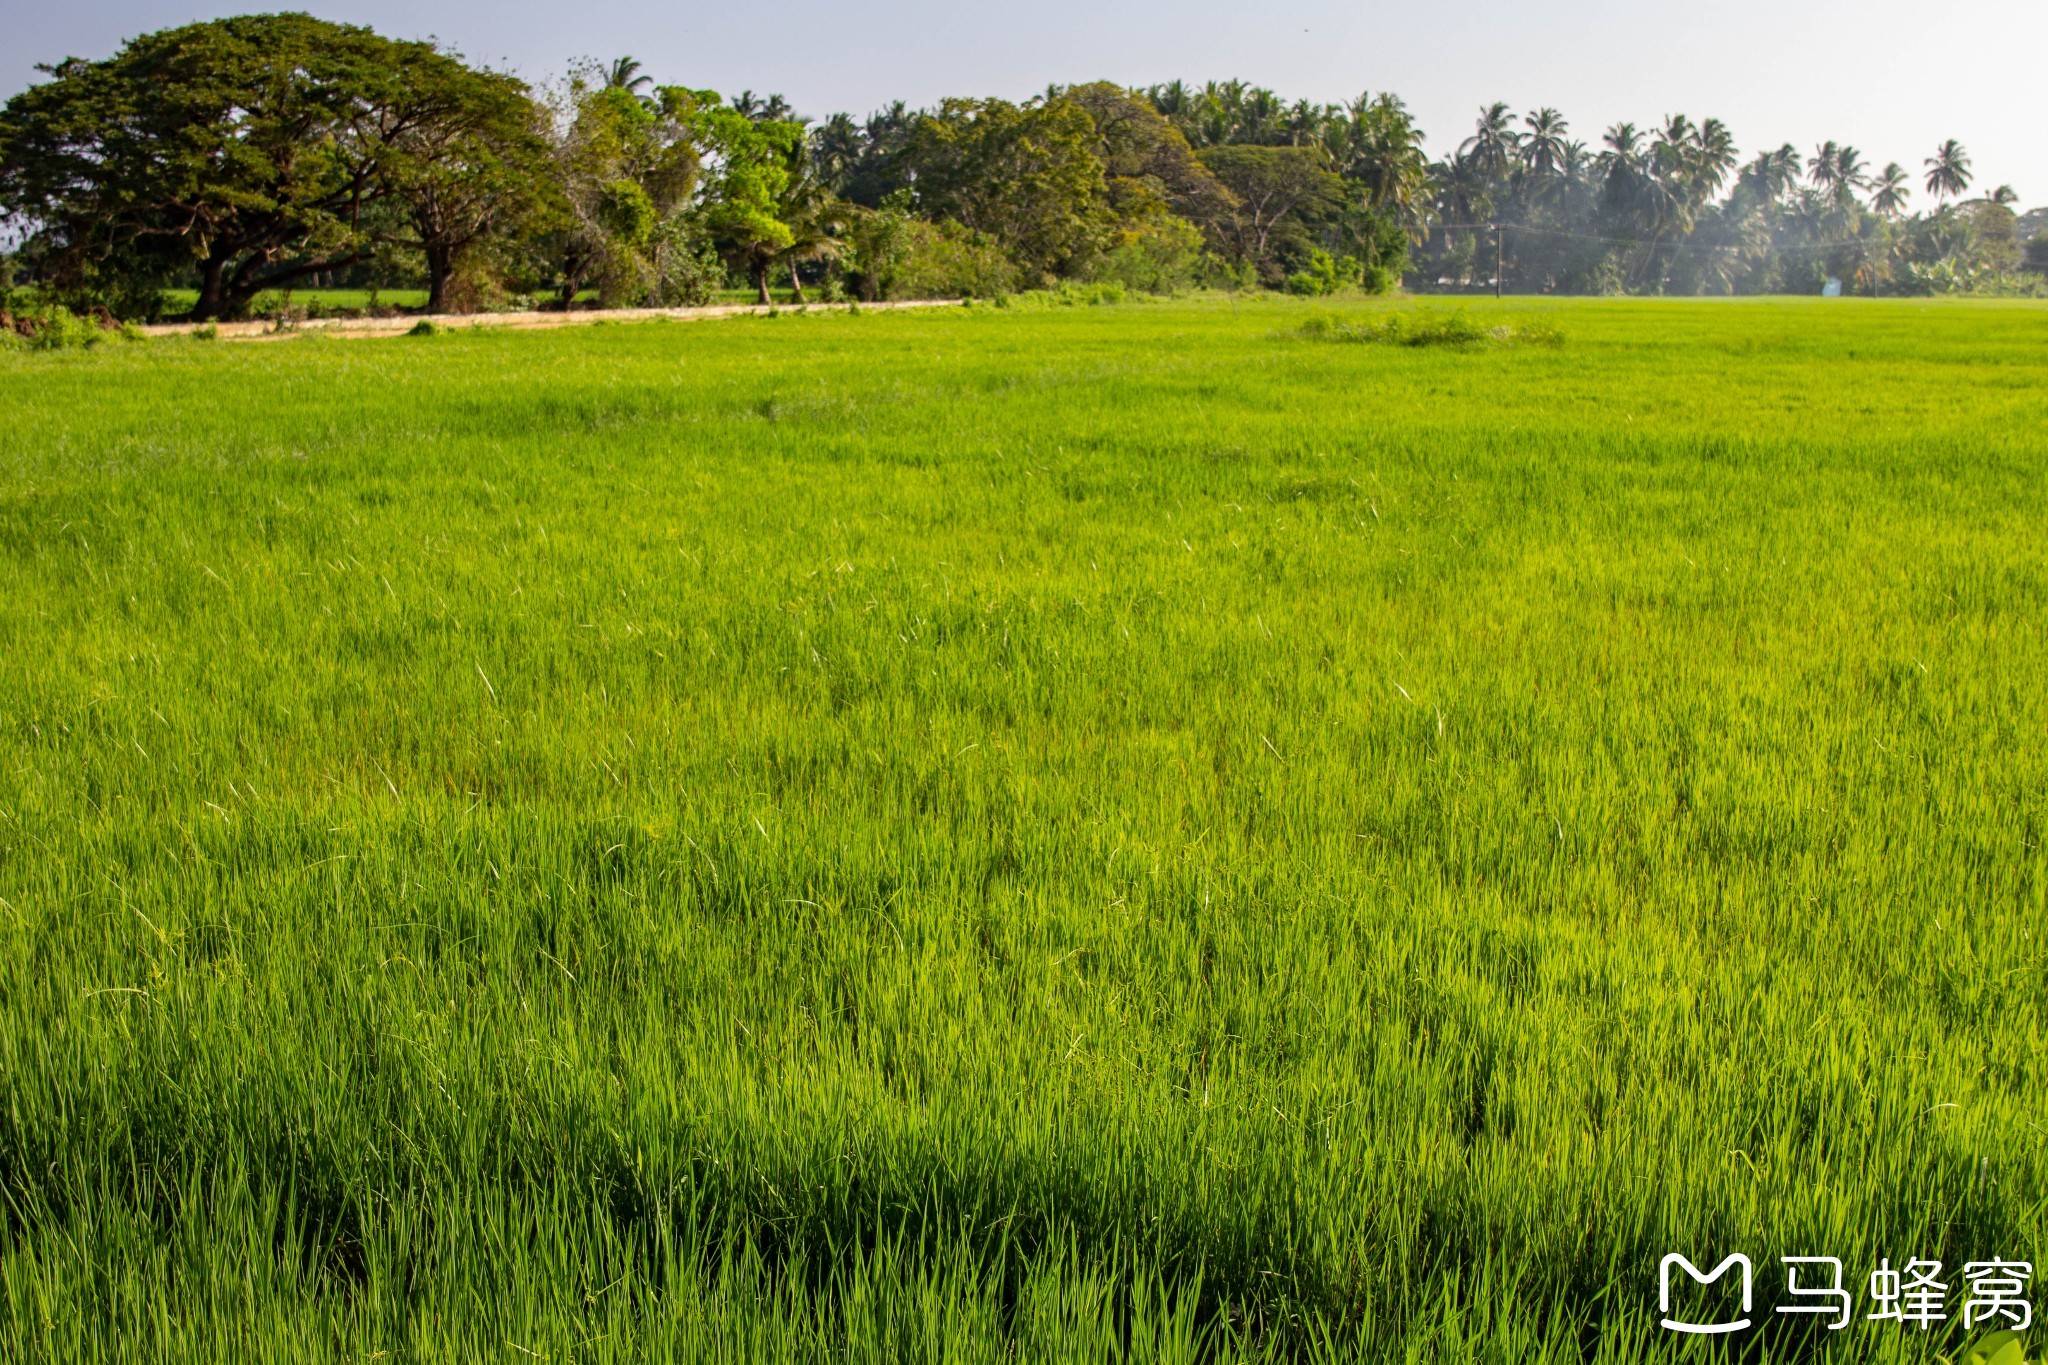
157 287 434 315
1 296 2044 1362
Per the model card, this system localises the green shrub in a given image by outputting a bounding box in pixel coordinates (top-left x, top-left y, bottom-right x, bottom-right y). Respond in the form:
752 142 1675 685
1292 308 1563 348
1199 255 1261 298
648 221 721 307
883 220 1021 300
1086 217 1205 294
407 319 443 337
996 282 1130 311
1284 248 1364 297
1053 281 1125 307
0 304 130 351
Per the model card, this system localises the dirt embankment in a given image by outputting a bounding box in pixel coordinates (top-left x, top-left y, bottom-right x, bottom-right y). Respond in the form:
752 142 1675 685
140 297 964 341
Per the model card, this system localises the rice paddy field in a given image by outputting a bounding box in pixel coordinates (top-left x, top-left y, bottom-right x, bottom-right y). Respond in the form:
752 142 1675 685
1 296 2044 1363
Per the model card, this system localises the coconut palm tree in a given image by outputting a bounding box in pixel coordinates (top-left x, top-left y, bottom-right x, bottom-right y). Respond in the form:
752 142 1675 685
1522 108 1569 178
810 113 863 194
1807 142 1870 206
1652 116 1725 223
1807 142 1841 193
1834 146 1867 204
1869 163 1910 217
1599 122 1674 282
1650 116 1722 228
1739 145 1800 205
1193 83 1244 148
1692 118 1737 198
1599 122 1646 189
778 219 845 304
1148 80 1195 120
604 56 651 94
1559 140 1592 191
771 138 849 304
1337 93 1432 234
1925 140 1972 204
1282 98 1327 147
732 91 799 123
1459 103 1519 184
1237 87 1286 144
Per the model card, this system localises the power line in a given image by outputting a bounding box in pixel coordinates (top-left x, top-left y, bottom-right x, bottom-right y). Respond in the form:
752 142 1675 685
1426 219 1907 260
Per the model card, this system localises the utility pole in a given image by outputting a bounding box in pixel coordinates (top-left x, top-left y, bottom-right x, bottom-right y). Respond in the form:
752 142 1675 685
1494 225 1504 300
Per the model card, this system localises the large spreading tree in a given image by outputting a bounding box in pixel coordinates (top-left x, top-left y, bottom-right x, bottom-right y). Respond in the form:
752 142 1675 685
0 13 547 319
374 51 554 314
1195 144 1347 276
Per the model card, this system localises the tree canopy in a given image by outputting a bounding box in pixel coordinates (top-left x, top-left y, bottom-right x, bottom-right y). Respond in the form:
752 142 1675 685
688 101 806 303
0 19 2025 316
0 14 548 319
898 97 1114 283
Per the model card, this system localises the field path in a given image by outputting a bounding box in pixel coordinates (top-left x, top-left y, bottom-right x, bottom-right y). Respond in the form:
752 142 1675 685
138 295 964 340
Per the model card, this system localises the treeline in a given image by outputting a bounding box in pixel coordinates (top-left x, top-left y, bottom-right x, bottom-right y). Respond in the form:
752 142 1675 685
0 14 2034 321
0 15 1407 321
1410 104 2036 295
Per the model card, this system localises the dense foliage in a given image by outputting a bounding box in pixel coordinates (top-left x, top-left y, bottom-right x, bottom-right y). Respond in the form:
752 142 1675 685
0 18 2036 314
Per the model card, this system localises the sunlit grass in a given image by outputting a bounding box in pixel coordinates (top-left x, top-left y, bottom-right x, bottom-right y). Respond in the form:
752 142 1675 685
1 295 2044 1362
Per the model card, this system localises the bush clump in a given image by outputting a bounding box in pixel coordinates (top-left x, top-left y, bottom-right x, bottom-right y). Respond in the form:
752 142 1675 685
1292 309 1563 348
1082 217 1206 295
995 282 1130 310
0 303 140 350
842 196 1023 302
883 220 1021 300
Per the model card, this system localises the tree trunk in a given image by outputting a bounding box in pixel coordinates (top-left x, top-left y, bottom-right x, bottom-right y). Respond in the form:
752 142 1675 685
194 255 229 322
788 260 806 304
220 256 266 321
753 261 772 305
198 250 353 321
425 243 453 315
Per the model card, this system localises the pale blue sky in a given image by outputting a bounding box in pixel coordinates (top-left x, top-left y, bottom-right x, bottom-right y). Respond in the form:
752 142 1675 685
6 0 2040 209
